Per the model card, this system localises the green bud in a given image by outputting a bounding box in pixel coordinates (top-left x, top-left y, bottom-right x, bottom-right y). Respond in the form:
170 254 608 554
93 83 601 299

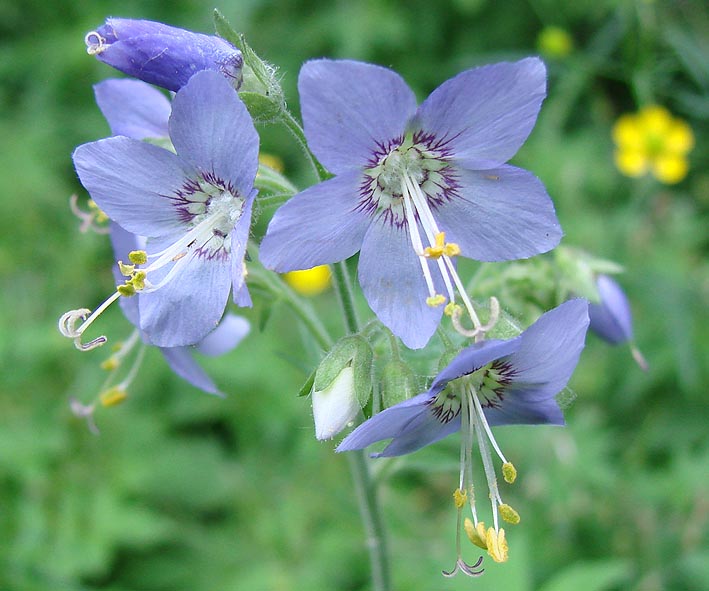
555 246 624 303
380 359 418 409
311 336 373 440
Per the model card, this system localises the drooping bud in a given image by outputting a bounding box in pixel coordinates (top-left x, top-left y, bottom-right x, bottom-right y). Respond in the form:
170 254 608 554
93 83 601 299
85 18 243 92
312 336 373 440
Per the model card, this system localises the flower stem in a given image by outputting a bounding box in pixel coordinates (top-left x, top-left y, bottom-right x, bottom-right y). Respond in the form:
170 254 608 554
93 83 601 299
279 109 330 181
331 261 359 335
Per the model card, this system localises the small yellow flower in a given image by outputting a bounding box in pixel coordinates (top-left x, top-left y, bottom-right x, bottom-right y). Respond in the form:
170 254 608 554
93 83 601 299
283 265 331 296
537 26 574 59
612 105 694 184
258 153 285 173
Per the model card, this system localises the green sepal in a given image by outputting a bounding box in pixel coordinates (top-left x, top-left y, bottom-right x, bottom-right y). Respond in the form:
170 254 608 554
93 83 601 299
555 246 625 303
380 359 418 409
213 10 286 122
313 335 373 408
297 367 317 398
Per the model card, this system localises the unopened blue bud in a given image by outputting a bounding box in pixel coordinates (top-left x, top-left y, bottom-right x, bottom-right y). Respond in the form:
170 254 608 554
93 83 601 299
86 18 243 92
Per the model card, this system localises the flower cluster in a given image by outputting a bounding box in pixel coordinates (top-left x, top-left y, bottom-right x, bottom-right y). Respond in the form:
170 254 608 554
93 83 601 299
58 16 626 581
612 105 694 184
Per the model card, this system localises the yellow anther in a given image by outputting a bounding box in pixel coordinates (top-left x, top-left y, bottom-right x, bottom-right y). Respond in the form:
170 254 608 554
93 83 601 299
100 357 120 371
444 302 460 317
128 250 148 265
485 527 509 563
443 242 461 257
426 294 446 308
499 503 521 525
88 199 109 222
453 488 467 509
130 271 146 291
464 518 488 550
100 386 128 407
118 261 135 276
117 283 136 297
502 462 517 484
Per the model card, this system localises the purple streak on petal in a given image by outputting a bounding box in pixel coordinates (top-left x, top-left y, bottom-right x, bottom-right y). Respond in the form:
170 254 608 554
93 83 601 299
230 191 255 307
358 219 443 349
138 245 233 347
505 298 589 400
169 71 258 195
159 346 222 396
299 59 417 174
73 137 191 238
259 171 371 272
588 275 633 344
414 58 546 169
435 165 561 262
196 313 250 357
94 79 170 139
432 338 521 392
93 19 242 92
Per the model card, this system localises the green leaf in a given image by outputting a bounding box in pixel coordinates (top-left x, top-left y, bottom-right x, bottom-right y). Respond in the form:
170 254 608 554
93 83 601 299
297 367 316 398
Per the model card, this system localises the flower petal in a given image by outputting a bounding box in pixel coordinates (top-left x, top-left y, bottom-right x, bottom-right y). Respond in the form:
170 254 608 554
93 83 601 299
336 392 431 451
259 171 371 272
588 274 633 344
506 298 590 399
299 59 417 174
169 71 259 196
374 411 461 457
435 165 561 261
196 313 250 357
431 338 521 392
159 346 222 396
358 219 443 349
231 191 255 307
483 396 565 427
415 58 546 169
109 222 143 326
94 79 170 139
138 244 232 347
73 137 191 237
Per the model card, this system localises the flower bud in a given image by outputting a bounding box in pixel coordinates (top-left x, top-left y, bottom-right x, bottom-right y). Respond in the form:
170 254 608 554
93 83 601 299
380 358 418 409
85 18 243 92
312 336 373 440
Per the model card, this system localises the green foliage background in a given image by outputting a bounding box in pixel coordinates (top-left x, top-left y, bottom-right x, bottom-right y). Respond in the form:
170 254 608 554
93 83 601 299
0 0 707 589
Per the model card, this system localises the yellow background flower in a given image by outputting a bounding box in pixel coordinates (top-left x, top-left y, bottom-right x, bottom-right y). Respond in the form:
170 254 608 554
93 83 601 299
612 105 694 184
283 265 331 296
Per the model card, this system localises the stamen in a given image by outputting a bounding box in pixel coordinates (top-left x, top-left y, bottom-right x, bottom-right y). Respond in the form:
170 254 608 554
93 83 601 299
502 462 517 484
99 386 128 407
499 504 520 525
85 31 106 55
464 518 488 550
69 195 110 234
485 527 509 563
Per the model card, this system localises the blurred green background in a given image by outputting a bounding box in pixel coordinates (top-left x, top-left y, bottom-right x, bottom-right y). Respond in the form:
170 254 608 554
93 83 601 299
0 0 707 589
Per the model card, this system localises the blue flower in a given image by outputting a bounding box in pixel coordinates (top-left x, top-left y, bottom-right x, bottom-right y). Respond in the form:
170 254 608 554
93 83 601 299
261 58 561 348
588 274 647 370
71 70 258 348
338 299 589 570
85 18 243 92
110 223 249 396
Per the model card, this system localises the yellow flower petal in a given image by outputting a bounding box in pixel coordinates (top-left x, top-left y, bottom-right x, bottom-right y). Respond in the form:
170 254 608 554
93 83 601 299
612 115 643 149
652 154 688 184
665 120 694 155
283 265 331 296
639 105 672 136
614 148 649 178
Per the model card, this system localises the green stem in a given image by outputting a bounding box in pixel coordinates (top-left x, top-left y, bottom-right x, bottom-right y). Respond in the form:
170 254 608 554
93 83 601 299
331 261 360 335
279 109 330 181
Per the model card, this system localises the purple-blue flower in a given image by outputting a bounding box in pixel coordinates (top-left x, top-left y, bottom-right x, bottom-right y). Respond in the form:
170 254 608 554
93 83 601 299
110 223 249 396
85 18 243 92
588 274 633 344
260 58 561 348
338 299 589 570
72 70 258 348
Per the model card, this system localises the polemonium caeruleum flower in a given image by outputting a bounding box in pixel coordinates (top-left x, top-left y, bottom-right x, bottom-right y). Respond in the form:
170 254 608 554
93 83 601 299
110 223 250 396
85 18 243 92
589 274 647 369
67 70 258 348
261 58 561 348
338 299 589 574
